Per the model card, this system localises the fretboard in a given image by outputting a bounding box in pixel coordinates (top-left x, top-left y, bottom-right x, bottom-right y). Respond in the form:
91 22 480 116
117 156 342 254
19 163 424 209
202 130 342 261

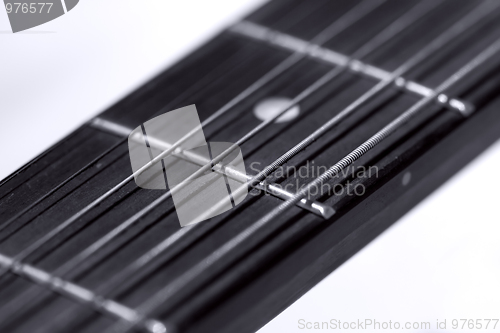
1 1 500 332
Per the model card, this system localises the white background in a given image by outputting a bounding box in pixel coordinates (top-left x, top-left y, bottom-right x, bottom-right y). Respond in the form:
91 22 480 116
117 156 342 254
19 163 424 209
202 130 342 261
0 1 499 332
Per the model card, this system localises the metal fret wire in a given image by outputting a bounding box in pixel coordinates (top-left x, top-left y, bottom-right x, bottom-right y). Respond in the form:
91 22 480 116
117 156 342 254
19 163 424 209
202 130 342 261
231 19 474 116
120 33 500 333
90 121 332 218
0 44 254 237
0 1 384 330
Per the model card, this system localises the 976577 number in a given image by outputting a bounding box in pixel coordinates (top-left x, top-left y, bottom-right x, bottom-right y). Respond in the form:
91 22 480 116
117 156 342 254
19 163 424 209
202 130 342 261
452 319 499 330
5 3 53 14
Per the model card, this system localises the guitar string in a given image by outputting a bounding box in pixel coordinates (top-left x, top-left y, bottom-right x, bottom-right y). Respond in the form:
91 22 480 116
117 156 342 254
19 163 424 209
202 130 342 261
0 43 255 238
0 0 384 328
121 32 500 333
0 0 468 326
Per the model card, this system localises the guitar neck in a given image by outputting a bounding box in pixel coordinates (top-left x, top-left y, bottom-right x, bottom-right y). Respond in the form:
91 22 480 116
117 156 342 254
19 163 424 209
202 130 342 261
1 1 500 332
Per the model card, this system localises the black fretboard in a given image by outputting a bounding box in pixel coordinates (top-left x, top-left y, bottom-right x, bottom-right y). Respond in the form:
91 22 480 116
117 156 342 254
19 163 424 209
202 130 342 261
1 1 500 332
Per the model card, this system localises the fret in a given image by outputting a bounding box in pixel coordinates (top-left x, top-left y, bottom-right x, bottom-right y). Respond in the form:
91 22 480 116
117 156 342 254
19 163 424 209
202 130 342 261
90 117 333 218
230 20 474 116
0 253 164 333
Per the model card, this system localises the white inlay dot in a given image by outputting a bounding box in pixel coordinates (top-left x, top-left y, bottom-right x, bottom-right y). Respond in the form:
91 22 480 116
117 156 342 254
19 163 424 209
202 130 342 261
402 171 412 186
253 97 300 123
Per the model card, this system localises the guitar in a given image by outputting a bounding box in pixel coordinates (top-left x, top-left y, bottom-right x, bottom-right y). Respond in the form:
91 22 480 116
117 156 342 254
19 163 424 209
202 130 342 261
1 0 500 332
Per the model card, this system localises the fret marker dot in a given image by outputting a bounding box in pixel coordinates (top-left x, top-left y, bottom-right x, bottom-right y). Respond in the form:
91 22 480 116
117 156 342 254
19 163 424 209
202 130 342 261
253 97 300 123
402 172 412 186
